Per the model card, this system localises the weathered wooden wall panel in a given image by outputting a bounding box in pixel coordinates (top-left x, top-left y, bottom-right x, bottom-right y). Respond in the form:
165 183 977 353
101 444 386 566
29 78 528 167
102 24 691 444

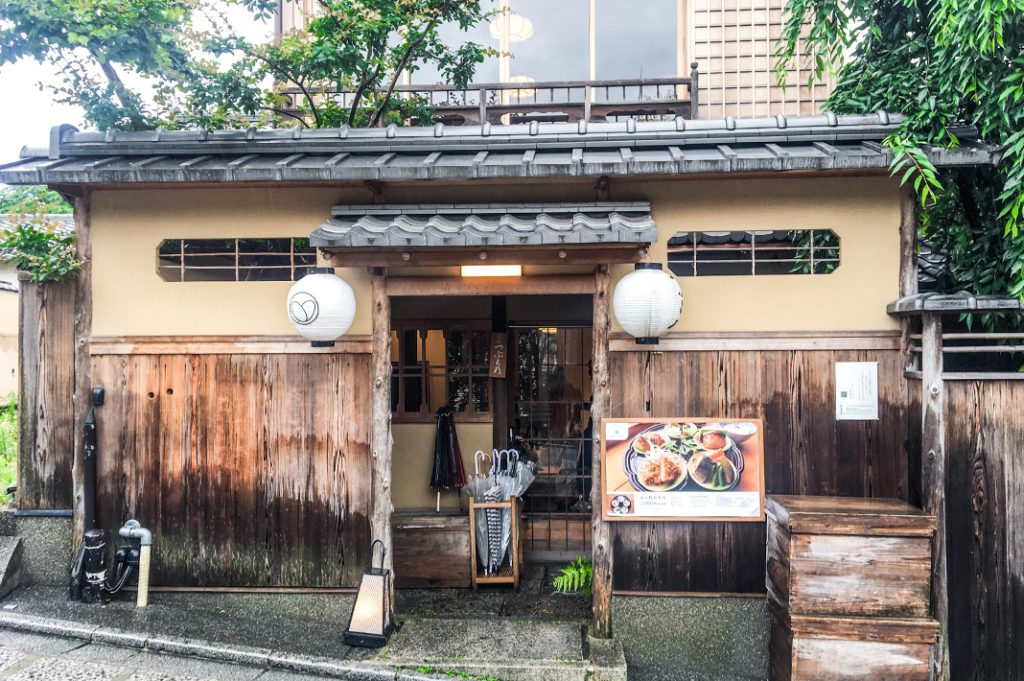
945 380 1024 681
17 279 75 510
92 350 372 587
609 347 910 593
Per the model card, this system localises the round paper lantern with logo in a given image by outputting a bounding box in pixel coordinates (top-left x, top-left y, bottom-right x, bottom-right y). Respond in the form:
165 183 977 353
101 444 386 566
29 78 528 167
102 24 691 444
286 267 356 347
612 263 682 344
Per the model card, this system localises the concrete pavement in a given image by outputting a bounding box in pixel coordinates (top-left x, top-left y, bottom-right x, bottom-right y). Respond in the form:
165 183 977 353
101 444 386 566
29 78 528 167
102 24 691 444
0 629 357 681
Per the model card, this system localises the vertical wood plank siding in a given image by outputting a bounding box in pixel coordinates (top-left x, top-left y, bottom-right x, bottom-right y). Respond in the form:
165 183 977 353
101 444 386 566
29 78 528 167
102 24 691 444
609 348 910 593
91 351 372 587
17 280 76 510
944 380 1024 681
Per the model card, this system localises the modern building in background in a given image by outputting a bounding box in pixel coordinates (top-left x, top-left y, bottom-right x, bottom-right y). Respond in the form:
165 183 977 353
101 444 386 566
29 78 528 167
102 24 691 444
279 0 833 119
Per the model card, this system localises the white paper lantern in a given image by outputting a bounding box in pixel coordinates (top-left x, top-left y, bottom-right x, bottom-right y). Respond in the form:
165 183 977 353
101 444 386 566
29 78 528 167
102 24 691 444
286 268 356 346
612 263 683 344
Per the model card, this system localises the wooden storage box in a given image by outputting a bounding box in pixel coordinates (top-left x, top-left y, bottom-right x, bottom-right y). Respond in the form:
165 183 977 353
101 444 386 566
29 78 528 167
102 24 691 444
770 605 938 681
766 495 936 618
392 512 471 588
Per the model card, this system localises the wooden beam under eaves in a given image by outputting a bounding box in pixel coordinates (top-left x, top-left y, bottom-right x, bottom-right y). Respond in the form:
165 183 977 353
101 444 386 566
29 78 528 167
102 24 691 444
322 244 649 268
385 274 596 297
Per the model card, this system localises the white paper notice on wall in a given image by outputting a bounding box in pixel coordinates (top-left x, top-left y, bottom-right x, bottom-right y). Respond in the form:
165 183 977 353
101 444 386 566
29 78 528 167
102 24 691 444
835 362 879 420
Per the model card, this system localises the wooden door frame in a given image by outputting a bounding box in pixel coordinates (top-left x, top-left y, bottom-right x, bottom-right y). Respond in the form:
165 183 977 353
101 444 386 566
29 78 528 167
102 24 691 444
369 268 613 633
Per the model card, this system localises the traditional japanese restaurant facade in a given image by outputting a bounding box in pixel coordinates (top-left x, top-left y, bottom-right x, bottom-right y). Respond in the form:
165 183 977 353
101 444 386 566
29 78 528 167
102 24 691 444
1 113 1010 676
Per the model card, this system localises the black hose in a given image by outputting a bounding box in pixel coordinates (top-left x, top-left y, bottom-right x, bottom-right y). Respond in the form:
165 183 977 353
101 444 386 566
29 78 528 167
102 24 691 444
102 562 135 595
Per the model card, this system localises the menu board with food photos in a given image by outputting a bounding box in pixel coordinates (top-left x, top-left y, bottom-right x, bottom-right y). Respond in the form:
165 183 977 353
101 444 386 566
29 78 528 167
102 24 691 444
602 418 765 522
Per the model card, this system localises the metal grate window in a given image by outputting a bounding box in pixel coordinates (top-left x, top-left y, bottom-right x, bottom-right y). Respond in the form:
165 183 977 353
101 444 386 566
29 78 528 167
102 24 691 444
667 229 840 277
157 238 317 282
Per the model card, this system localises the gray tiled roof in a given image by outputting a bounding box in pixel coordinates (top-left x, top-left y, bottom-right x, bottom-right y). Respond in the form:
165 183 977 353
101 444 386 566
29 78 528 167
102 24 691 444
888 292 1024 314
0 113 1000 186
311 202 656 248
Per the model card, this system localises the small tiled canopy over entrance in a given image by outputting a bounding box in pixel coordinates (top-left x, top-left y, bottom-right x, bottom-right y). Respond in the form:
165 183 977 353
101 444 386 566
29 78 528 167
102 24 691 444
311 203 658 266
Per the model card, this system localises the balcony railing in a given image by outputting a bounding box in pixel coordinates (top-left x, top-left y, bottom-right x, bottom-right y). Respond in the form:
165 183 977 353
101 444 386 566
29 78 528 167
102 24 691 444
279 63 698 126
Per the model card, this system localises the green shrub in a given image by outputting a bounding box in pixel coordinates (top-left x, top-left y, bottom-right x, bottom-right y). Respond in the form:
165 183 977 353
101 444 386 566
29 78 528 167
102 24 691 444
0 393 16 498
0 188 81 282
552 556 593 596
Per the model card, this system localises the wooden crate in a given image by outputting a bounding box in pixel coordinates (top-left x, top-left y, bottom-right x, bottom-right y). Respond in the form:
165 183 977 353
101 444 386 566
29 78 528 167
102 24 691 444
770 605 938 681
766 495 936 618
392 512 471 588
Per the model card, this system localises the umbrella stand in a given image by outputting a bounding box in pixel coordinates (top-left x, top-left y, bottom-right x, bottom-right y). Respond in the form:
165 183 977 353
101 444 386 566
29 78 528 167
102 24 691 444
468 495 521 589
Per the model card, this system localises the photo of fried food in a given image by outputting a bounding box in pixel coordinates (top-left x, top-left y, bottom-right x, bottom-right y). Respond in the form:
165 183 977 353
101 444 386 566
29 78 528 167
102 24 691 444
638 452 685 488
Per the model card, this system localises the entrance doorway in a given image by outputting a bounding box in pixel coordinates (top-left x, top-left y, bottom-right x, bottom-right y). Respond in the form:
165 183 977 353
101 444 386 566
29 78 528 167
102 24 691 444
389 293 593 564
509 326 594 560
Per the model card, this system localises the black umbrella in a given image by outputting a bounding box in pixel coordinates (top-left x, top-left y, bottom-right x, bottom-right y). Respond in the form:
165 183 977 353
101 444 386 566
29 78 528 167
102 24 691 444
431 405 466 510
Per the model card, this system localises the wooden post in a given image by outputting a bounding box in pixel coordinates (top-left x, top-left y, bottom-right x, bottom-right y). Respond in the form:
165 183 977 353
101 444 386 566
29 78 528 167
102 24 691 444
898 185 919 304
689 62 700 118
370 270 394 585
590 265 613 638
71 192 92 549
897 185 919 505
17 276 75 510
921 312 949 681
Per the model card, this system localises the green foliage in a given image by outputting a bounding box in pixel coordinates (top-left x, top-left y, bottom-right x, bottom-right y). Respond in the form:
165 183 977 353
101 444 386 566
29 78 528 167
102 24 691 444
242 0 494 128
0 0 195 130
0 0 492 130
0 186 73 214
0 393 16 500
552 556 593 596
775 0 1024 302
0 198 81 282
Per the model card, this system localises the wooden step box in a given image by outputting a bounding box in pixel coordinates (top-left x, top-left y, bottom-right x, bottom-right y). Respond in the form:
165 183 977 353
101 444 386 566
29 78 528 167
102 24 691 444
770 606 939 681
393 512 472 588
766 495 937 618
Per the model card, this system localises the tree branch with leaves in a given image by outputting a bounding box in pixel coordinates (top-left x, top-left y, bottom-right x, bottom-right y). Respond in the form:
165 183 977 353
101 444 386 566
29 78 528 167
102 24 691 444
775 0 1024 301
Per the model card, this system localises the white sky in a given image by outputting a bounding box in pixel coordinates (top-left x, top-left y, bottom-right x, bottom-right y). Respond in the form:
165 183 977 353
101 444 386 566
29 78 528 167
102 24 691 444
0 3 270 168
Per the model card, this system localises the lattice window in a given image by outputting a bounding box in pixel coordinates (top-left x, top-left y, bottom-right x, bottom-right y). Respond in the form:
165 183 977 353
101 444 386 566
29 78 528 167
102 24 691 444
390 322 492 421
667 229 840 276
157 238 317 282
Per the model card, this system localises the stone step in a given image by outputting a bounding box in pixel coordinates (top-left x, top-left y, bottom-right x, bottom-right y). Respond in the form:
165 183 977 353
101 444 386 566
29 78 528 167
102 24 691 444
372 616 627 681
0 508 16 536
0 535 23 599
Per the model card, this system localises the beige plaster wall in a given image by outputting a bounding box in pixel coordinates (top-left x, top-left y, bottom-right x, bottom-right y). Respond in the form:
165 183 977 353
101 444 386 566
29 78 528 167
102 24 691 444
624 175 901 332
90 188 373 336
89 175 899 337
392 421 493 511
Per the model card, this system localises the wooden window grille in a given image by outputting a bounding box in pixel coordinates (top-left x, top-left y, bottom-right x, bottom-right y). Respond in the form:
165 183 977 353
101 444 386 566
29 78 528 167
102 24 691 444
157 238 317 282
390 321 492 422
667 229 840 277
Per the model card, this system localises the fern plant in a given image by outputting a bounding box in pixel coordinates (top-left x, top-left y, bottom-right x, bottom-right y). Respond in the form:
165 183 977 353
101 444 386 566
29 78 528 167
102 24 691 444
552 557 593 596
